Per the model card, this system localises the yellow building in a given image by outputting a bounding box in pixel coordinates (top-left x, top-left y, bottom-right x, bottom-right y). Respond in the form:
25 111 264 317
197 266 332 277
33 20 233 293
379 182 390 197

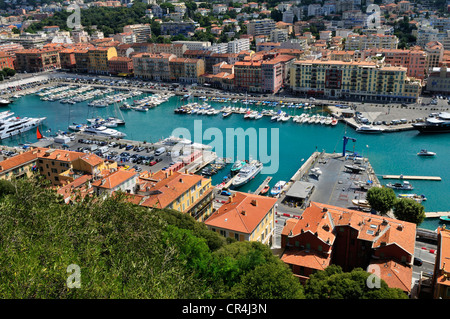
0 148 40 181
88 46 117 75
290 59 421 103
204 192 278 245
59 153 117 185
137 170 214 222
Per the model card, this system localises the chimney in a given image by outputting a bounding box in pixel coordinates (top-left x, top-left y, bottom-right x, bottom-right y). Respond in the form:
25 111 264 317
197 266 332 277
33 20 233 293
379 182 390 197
179 178 183 183
241 210 246 216
251 199 257 206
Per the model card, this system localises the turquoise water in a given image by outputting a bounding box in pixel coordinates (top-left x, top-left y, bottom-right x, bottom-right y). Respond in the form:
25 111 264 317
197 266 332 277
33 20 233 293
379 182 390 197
2 91 450 231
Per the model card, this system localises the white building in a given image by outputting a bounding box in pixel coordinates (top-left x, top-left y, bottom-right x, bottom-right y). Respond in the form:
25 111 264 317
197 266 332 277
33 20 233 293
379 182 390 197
227 38 250 53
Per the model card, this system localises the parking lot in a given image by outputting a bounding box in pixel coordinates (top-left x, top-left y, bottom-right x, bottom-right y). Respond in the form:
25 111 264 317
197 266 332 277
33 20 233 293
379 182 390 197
65 134 184 174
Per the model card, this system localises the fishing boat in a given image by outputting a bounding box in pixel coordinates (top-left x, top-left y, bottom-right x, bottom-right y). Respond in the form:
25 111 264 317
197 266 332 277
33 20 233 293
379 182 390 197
270 180 286 196
417 149 436 156
232 160 263 187
386 181 414 190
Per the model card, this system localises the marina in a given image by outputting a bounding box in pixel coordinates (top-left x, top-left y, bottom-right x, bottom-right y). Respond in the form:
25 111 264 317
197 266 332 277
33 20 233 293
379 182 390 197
1 79 450 232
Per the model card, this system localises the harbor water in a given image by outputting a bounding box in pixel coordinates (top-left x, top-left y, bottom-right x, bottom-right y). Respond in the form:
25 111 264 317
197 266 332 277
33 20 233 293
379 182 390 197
1 90 449 231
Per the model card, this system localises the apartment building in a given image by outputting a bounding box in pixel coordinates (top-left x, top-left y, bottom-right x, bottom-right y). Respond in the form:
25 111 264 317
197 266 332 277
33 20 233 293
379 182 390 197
113 31 137 44
344 34 399 50
432 226 450 299
132 52 175 81
88 46 118 75
290 59 421 102
74 48 91 73
0 51 15 69
204 192 277 245
59 48 76 71
36 148 84 185
92 168 139 197
148 43 187 58
169 57 205 83
425 65 450 94
108 56 133 75
123 24 152 43
137 170 214 222
425 41 444 73
0 148 39 180
280 202 416 294
363 47 428 79
15 47 61 72
247 19 276 37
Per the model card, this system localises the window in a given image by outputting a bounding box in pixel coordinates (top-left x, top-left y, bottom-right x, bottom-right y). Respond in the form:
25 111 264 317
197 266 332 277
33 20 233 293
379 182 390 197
220 230 226 237
235 233 239 241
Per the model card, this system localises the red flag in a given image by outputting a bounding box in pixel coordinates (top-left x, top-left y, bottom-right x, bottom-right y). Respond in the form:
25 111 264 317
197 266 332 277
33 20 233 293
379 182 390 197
36 127 43 139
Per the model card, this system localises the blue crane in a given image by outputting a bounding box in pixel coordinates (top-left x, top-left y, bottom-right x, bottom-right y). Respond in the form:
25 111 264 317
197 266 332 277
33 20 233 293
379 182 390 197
343 135 357 157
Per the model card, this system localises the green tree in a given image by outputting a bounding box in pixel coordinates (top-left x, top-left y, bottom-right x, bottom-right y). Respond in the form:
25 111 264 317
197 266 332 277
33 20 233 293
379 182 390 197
366 187 397 215
228 262 305 299
0 179 14 197
393 198 425 225
304 265 407 299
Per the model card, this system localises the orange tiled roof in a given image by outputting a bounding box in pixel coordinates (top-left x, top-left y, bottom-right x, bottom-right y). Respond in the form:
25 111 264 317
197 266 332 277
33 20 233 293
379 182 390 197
0 148 39 173
368 259 413 293
204 192 277 234
92 168 138 189
281 248 331 271
138 170 205 209
37 148 84 162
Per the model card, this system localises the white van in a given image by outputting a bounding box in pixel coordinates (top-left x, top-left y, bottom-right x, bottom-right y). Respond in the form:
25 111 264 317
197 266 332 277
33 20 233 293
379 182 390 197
99 146 109 153
155 147 166 156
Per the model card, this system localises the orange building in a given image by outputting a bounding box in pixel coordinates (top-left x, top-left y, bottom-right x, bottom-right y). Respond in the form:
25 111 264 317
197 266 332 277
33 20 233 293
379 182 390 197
281 202 416 294
204 192 277 244
432 226 450 299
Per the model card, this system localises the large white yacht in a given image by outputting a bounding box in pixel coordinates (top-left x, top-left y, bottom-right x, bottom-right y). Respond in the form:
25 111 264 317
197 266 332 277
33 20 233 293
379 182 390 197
0 112 46 140
83 125 126 138
232 160 263 187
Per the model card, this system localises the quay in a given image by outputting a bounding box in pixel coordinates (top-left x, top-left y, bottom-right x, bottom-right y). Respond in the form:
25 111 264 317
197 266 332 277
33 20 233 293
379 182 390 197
382 175 442 181
253 176 272 195
425 212 450 218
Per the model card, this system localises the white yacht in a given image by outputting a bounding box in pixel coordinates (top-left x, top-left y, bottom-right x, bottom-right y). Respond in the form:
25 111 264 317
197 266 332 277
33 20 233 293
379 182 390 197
232 160 263 187
270 180 286 196
0 113 46 140
83 125 126 138
356 125 384 134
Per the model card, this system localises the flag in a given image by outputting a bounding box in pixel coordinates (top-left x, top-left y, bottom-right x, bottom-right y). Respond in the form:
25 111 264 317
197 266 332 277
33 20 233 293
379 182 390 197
36 127 43 139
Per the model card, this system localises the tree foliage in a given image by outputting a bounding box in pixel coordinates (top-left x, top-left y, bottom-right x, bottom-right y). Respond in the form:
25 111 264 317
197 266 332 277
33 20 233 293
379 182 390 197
304 265 407 299
366 187 397 215
0 176 302 299
393 198 425 225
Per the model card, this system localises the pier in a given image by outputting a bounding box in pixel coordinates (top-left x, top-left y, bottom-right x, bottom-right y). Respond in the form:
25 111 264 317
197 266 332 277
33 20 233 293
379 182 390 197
382 175 442 181
253 176 272 195
425 212 450 218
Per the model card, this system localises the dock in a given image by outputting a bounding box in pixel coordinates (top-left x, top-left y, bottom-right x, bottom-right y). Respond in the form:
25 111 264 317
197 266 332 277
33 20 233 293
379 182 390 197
382 175 442 181
253 176 272 195
425 212 450 218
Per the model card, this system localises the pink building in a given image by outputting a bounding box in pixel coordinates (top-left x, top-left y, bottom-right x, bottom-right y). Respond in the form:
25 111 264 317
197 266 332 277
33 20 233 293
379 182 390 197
363 47 427 79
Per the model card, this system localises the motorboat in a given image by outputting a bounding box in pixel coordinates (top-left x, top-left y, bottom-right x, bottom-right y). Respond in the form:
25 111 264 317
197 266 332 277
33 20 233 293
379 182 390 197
0 98 12 106
68 123 87 132
270 180 286 196
351 199 371 209
310 167 322 177
83 125 126 138
398 194 427 203
440 216 450 222
232 160 263 187
231 160 246 174
356 125 384 134
417 149 436 156
260 184 270 195
344 164 366 173
386 181 413 190
222 111 232 118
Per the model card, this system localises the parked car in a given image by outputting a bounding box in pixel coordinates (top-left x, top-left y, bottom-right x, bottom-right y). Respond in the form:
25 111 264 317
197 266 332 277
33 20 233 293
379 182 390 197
413 257 423 267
